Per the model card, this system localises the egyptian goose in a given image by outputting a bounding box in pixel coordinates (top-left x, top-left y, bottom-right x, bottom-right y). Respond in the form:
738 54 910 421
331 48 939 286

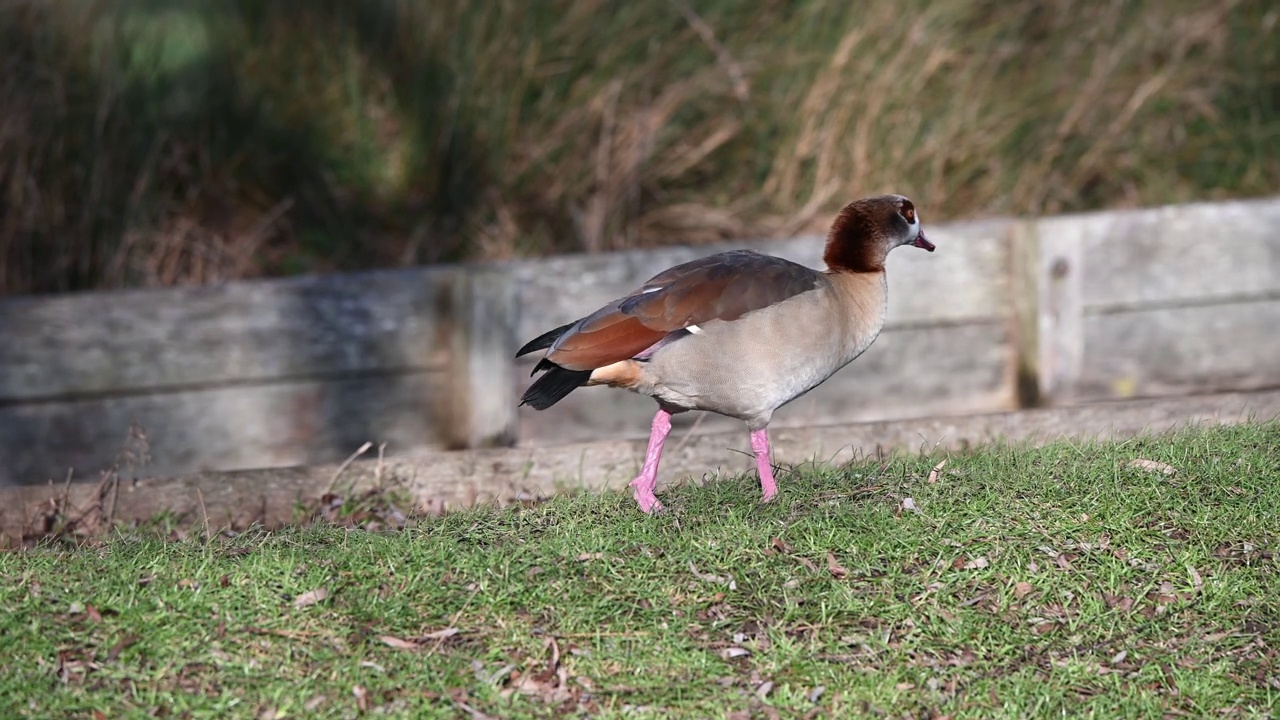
516 195 935 513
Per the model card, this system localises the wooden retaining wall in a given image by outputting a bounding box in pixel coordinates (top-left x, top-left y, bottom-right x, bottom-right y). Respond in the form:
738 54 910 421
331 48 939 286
1 198 1277 486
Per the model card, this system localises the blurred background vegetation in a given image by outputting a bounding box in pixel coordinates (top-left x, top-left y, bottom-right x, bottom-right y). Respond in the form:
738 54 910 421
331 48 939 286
1 0 1276 295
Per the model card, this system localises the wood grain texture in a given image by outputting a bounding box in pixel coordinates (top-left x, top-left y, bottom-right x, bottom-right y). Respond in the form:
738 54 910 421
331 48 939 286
6 389 1276 541
443 268 518 449
0 266 458 402
0 372 450 486
1077 300 1280 400
516 321 1016 445
1038 197 1280 309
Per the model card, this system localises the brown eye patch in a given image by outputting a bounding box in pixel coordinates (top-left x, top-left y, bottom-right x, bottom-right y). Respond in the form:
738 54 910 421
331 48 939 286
900 200 916 223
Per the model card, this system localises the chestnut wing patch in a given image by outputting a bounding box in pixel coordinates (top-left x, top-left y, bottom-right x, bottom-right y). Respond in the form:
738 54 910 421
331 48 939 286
545 250 822 371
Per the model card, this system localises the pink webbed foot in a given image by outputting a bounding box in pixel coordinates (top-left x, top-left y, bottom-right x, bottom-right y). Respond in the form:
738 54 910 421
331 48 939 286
750 428 778 503
629 408 673 514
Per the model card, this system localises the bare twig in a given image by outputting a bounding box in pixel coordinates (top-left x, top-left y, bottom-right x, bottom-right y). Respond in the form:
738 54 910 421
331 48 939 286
325 442 374 495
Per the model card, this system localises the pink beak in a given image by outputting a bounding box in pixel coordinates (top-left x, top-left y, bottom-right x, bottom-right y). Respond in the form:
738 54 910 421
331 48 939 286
912 229 935 252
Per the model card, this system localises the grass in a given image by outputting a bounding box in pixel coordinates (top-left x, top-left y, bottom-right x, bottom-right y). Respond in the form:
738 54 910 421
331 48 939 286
1 0 1277 294
2 421 1278 718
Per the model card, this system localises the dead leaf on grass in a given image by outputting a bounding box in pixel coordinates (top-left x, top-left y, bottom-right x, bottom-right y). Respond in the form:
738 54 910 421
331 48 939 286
379 627 459 650
379 635 419 650
576 552 603 561
927 459 947 483
1031 621 1059 635
688 562 735 589
755 680 774 700
826 552 849 579
1187 564 1204 591
1013 581 1034 599
352 685 369 712
901 497 920 514
1127 459 1177 476
293 588 329 609
719 647 751 659
770 537 794 554
962 556 990 570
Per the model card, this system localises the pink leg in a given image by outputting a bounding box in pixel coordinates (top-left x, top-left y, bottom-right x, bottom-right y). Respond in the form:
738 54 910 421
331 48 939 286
629 409 672 514
750 428 778 502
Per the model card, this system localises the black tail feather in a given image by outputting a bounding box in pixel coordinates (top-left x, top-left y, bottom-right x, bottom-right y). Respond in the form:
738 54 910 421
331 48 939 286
520 364 591 410
515 321 577 358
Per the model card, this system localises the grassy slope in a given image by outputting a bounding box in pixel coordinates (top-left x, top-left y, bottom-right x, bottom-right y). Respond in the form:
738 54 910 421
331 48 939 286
2 422 1278 719
2 1 1277 293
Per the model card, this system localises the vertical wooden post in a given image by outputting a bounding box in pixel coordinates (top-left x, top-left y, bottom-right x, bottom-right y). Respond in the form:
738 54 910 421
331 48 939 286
1034 217 1085 405
446 266 518 449
1007 220 1042 408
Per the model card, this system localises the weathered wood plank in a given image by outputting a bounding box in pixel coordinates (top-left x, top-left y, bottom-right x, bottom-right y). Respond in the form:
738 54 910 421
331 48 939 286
515 321 1016 446
441 267 518 449
1036 217 1086 403
1076 300 1280 400
7 390 1277 541
0 266 460 401
510 217 1013 344
1039 198 1280 310
0 371 452 486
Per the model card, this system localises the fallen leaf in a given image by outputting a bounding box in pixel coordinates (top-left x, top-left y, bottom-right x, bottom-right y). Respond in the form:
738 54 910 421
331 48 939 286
688 562 730 585
1127 459 1177 476
771 537 794 553
1187 564 1204 591
963 556 989 570
755 680 774 700
719 647 751 659
796 556 819 573
423 627 461 640
352 685 369 712
86 604 102 623
901 497 920 513
1031 621 1058 635
576 552 603 561
1013 581 1034 599
293 588 328 609
379 635 419 650
808 685 826 703
826 552 849 579
927 459 947 483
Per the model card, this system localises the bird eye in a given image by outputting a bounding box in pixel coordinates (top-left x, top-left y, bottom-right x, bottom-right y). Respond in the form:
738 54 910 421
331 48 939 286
900 202 916 224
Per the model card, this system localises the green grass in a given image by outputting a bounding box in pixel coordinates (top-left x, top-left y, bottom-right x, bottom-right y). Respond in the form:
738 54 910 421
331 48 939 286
3 422 1278 718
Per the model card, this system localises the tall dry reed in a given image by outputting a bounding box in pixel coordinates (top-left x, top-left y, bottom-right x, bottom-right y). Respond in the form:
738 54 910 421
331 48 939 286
1 0 1276 295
